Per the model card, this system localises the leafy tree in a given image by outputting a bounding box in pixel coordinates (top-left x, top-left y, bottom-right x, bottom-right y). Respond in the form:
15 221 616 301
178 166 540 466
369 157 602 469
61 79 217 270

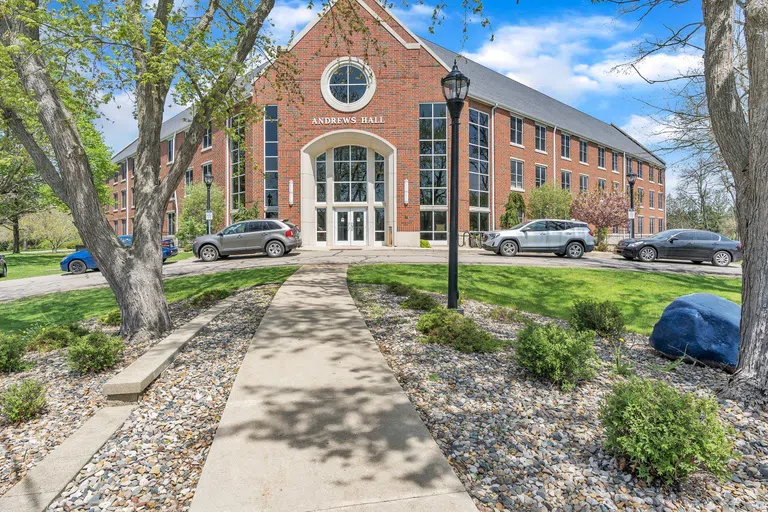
22 208 81 252
570 189 629 246
527 185 573 220
499 191 526 228
665 158 734 236
0 135 42 253
177 183 226 244
231 201 262 223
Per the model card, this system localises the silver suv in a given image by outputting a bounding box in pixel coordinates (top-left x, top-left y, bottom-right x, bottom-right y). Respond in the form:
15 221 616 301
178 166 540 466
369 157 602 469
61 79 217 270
482 219 595 258
192 219 301 261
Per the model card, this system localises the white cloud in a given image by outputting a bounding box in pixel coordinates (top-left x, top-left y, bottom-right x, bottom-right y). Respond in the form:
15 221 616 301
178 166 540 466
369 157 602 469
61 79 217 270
620 114 672 147
464 15 701 102
391 4 439 33
266 0 321 44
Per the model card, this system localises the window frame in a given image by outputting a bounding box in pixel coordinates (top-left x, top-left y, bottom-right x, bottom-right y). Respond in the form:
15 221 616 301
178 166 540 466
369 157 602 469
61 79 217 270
598 147 606 169
579 140 588 164
510 115 523 146
510 158 524 191
166 137 175 164
560 133 571 160
534 125 547 153
561 169 572 192
202 122 213 150
535 164 547 188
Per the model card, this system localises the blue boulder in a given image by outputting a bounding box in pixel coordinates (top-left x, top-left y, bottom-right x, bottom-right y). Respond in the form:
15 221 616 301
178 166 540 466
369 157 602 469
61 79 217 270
649 293 741 371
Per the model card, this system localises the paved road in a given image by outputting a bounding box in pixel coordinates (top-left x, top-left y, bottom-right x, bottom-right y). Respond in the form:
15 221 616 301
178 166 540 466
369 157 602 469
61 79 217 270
0 248 741 303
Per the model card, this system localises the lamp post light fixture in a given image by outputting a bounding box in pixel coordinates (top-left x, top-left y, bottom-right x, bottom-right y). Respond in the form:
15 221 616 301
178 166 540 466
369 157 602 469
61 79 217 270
626 171 637 239
203 167 214 235
442 60 470 310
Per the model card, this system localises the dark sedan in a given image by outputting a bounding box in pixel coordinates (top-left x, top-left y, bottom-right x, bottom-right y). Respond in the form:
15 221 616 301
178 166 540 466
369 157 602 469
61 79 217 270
616 229 742 267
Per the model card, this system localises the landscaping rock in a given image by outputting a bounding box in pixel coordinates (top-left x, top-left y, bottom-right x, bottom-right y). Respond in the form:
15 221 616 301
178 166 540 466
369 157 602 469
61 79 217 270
649 293 741 371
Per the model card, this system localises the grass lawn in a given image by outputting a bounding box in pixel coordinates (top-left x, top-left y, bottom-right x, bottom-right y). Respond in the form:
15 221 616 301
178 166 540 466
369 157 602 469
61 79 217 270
348 264 743 334
0 266 297 333
1 250 195 280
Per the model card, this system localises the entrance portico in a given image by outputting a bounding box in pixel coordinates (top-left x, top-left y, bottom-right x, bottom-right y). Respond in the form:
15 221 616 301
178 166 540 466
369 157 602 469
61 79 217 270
300 130 407 248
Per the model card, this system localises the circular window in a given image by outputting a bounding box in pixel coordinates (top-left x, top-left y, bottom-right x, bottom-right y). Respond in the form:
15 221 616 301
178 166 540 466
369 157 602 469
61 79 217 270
321 58 376 112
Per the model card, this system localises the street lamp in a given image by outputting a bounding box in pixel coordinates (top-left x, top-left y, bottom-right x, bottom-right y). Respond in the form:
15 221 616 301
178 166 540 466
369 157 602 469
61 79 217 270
626 171 637 239
204 167 213 235
442 60 470 310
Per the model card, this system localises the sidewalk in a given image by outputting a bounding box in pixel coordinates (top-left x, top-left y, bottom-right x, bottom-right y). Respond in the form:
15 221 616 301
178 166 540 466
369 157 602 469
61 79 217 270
190 265 476 511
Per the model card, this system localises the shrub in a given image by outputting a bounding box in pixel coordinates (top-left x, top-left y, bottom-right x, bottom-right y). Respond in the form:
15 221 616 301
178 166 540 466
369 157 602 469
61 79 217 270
99 309 122 327
515 323 598 390
416 308 503 353
488 306 525 324
420 239 431 249
1 379 47 423
68 332 124 373
571 299 625 337
28 326 80 351
600 378 735 483
65 323 91 337
401 290 441 311
190 288 233 307
0 334 28 373
385 282 414 296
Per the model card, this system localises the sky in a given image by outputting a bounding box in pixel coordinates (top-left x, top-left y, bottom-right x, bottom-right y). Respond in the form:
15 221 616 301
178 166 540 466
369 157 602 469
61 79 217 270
97 0 704 187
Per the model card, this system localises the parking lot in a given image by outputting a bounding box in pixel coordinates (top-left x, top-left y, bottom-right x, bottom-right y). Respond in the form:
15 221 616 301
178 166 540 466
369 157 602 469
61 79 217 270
0 248 741 303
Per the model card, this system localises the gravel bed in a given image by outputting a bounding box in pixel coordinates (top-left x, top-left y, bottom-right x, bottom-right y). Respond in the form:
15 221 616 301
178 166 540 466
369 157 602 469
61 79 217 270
0 299 219 497
48 285 277 510
350 284 768 512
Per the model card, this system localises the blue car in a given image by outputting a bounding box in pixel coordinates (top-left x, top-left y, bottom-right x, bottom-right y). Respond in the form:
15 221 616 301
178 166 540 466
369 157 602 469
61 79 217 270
60 235 178 274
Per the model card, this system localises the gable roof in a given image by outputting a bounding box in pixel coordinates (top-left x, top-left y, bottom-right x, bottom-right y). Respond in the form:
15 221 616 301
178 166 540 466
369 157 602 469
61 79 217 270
421 39 664 168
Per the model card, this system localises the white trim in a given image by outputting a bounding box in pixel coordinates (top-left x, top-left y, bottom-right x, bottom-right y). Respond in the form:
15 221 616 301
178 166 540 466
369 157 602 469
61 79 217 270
320 57 377 113
510 143 525 149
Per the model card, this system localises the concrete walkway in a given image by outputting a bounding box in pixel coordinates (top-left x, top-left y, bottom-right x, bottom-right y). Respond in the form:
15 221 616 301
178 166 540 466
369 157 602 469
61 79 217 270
190 265 476 512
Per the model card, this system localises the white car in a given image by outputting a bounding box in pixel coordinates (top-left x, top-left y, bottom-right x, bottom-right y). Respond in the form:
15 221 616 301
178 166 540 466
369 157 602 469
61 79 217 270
482 219 596 258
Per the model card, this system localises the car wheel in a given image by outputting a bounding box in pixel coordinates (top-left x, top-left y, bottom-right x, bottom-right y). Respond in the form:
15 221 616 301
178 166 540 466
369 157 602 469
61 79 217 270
199 245 219 262
566 242 584 259
265 240 285 258
638 246 657 263
712 251 732 267
68 259 87 274
500 240 518 257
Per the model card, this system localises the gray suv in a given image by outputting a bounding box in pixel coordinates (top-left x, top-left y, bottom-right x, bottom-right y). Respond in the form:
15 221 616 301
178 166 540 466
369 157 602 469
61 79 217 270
482 219 595 258
192 219 301 261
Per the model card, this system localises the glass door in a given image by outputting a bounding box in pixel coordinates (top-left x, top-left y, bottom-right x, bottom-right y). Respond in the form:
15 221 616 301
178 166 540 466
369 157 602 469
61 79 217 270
351 210 366 245
335 209 366 246
336 211 349 245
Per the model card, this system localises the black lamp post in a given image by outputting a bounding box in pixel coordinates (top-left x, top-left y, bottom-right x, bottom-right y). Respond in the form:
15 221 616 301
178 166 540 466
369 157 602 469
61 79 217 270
626 171 637 239
442 60 470 310
204 167 213 235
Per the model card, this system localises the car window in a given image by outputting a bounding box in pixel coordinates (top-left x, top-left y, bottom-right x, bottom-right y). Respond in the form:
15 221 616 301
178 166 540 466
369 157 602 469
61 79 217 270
546 221 566 231
526 221 548 232
267 221 282 230
222 223 245 235
245 222 261 233
675 231 697 241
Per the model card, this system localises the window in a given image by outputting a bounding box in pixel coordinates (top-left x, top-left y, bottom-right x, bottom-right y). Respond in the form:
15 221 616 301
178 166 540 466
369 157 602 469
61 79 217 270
420 210 447 241
167 212 176 235
649 190 655 208
535 165 547 187
469 211 489 232
598 178 606 190
579 174 589 193
560 133 571 159
113 193 118 211
526 221 548 232
316 153 327 202
185 168 193 194
579 140 588 164
120 161 127 181
131 187 135 208
420 103 447 206
612 152 619 172
329 64 369 104
375 207 385 242
202 123 212 150
638 188 644 205
627 158 633 174
469 108 490 208
535 125 547 152
637 162 644 179
113 220 118 233
511 159 524 190
121 190 127 209
649 166 655 182
561 170 571 192
649 217 655 234
167 137 174 163
121 219 127 236
316 208 327 243
375 152 385 202
637 216 644 235
658 170 664 184
598 147 606 169
230 115 246 211
658 193 664 210
511 115 523 146
658 218 664 232
264 105 279 216
334 145 367 202
113 169 118 183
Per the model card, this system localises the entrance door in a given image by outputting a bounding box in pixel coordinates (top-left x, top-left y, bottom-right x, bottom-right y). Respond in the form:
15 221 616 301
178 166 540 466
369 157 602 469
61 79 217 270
335 209 366 246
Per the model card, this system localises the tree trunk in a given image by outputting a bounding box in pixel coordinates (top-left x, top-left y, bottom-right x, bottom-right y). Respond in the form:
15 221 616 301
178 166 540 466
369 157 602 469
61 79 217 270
11 215 20 254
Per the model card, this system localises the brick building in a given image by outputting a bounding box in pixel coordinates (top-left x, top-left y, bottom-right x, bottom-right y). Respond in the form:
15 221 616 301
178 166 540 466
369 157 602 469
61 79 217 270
108 0 666 248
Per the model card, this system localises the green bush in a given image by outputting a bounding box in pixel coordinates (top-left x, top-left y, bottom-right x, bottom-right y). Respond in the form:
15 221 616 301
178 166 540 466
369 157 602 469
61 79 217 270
488 306 525 324
68 332 124 373
1 379 47 423
416 308 503 353
99 309 121 327
65 323 91 337
190 288 233 307
571 299 625 337
0 334 28 373
600 378 735 483
385 282 414 296
401 290 441 311
515 323 598 390
28 326 80 351
420 239 431 248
